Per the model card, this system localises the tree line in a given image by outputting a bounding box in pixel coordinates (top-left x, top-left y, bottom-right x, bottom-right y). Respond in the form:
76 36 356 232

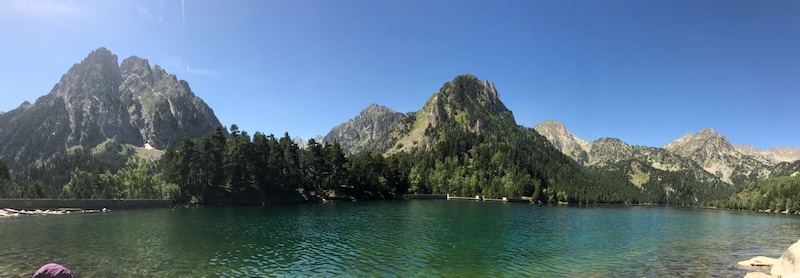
159 125 411 205
710 175 800 213
0 121 760 207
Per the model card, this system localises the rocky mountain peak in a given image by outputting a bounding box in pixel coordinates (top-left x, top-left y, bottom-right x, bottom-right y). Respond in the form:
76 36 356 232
84 47 117 66
53 47 122 100
362 104 395 116
323 104 405 153
120 56 152 77
0 47 222 170
535 119 567 131
664 128 767 184
697 128 723 139
435 74 508 114
423 74 513 133
533 120 591 165
664 128 733 156
589 138 635 164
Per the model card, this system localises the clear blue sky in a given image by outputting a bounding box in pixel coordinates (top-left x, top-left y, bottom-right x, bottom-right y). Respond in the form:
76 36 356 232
1 0 798 149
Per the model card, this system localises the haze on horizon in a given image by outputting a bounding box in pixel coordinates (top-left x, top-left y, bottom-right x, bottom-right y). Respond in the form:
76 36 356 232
0 0 797 149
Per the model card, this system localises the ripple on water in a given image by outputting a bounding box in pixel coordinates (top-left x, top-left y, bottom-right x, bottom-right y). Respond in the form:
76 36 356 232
1 202 798 277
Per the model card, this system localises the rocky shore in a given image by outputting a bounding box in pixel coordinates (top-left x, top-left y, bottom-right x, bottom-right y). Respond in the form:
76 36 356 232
0 208 107 217
739 239 800 277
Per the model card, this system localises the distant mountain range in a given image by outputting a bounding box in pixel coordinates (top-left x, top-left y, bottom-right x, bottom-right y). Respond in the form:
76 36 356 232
0 48 222 172
324 85 799 192
533 120 799 186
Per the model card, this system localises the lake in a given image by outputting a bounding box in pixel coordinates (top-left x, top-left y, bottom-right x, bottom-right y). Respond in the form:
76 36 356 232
1 200 798 277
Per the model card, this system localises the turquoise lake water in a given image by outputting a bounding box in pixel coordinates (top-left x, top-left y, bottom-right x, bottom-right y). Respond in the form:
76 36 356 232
1 200 798 277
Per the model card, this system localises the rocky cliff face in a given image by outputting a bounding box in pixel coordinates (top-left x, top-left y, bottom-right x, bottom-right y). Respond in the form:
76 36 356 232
663 128 770 184
323 104 405 153
117 54 221 149
0 47 222 170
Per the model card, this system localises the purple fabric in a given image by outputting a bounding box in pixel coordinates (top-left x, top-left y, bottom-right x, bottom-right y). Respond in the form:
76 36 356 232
33 263 74 278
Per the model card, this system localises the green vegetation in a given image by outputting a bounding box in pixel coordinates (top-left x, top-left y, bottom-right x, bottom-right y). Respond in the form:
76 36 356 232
710 175 800 213
158 125 413 205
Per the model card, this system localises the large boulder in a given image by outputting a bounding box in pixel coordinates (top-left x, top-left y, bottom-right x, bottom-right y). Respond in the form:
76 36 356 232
772 239 800 276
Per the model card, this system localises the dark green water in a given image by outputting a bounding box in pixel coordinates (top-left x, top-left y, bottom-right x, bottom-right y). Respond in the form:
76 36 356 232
1 200 799 277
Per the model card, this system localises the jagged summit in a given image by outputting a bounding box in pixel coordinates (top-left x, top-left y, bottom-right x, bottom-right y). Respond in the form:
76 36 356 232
697 127 719 136
120 55 152 77
426 74 510 123
361 103 397 116
0 47 222 170
323 103 404 153
52 47 122 100
664 128 769 184
664 128 732 156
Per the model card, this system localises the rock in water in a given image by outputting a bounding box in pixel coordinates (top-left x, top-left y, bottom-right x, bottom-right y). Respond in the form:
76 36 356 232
739 256 779 269
744 272 775 278
772 239 800 276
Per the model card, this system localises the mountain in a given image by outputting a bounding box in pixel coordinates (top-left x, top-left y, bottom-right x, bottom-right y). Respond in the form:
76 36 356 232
663 128 770 184
532 120 591 165
536 121 691 171
535 120 723 189
388 76 515 154
293 135 324 149
323 75 586 200
733 145 800 165
535 120 782 185
0 47 222 172
323 104 404 153
325 76 517 156
325 74 722 204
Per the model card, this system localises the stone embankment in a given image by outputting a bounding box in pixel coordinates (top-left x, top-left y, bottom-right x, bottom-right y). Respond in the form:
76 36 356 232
400 194 534 203
740 239 800 278
0 208 104 217
401 194 447 200
0 199 172 217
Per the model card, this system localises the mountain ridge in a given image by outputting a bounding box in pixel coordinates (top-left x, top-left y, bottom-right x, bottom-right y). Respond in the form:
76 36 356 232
536 120 790 186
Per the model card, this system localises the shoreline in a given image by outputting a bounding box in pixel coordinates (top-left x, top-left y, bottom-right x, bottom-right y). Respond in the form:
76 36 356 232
0 199 172 218
0 207 108 217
